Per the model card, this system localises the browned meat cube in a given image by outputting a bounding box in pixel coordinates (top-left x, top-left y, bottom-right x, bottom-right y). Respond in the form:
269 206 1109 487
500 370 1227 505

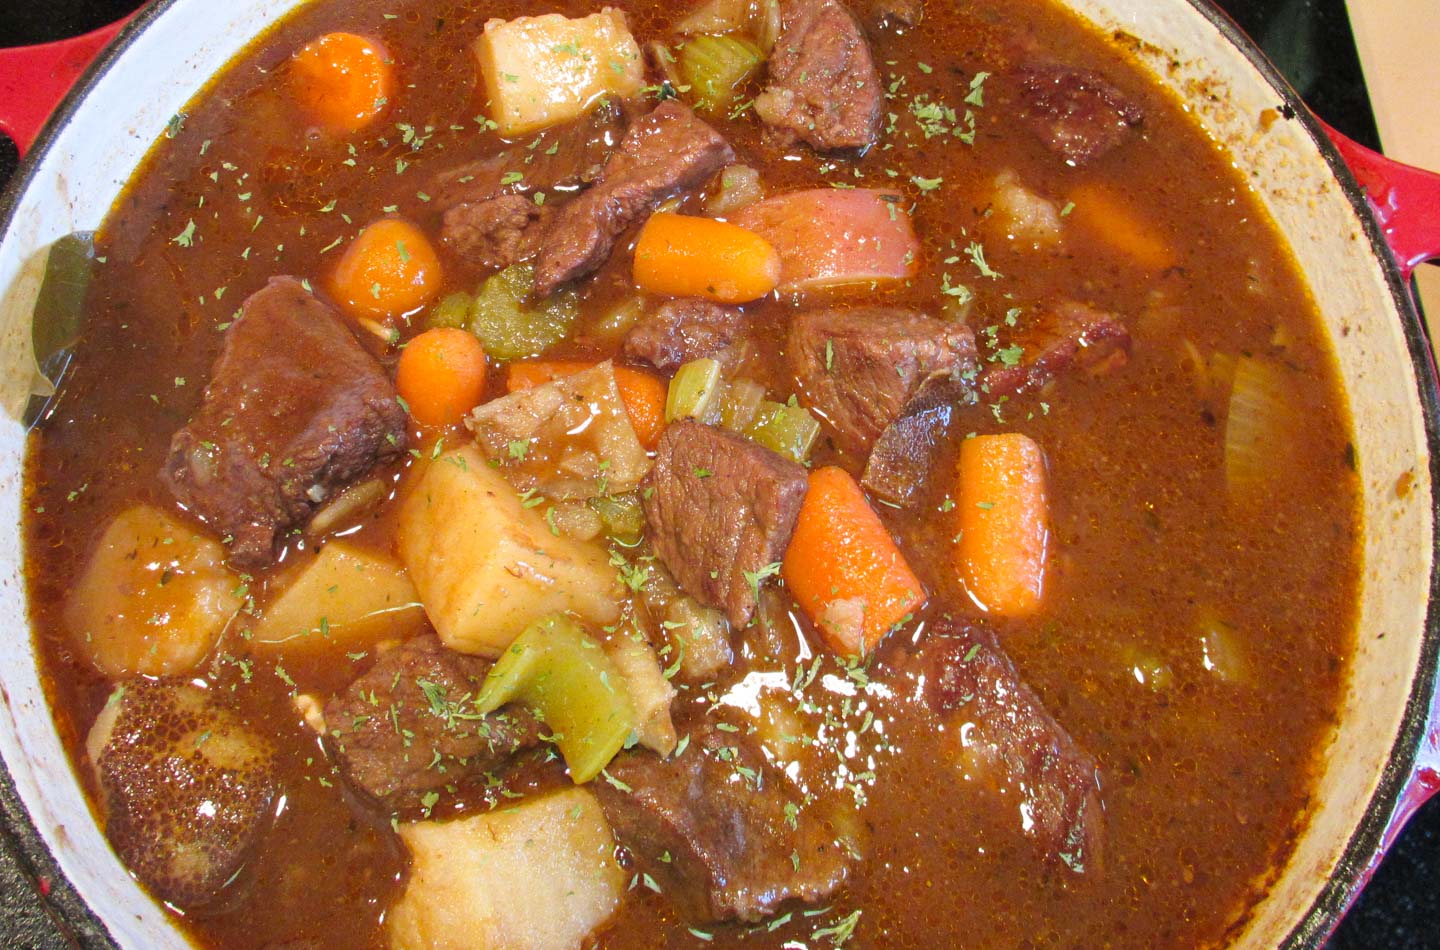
980 299 1131 397
788 307 977 459
885 619 1105 875
1016 65 1143 166
161 277 407 566
754 0 884 151
324 636 542 806
623 298 748 372
440 194 550 270
534 100 734 296
641 421 808 627
595 720 851 922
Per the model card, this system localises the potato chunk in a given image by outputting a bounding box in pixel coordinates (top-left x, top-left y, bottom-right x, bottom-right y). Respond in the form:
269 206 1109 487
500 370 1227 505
474 10 644 136
248 541 426 652
388 788 624 950
398 445 621 657
64 505 242 677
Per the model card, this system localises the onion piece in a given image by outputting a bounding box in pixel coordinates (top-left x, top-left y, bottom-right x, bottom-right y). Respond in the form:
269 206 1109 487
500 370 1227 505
676 0 781 53
1224 354 1297 506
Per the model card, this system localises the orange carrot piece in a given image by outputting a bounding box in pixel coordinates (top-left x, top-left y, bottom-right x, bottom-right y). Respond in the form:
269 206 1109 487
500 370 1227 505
329 218 442 320
290 32 394 133
396 328 487 428
953 433 1049 616
507 360 668 449
632 212 781 304
1067 183 1176 271
782 466 926 656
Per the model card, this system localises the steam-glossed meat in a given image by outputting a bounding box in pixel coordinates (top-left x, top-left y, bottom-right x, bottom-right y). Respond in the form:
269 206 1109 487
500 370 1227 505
161 277 407 567
534 101 734 295
324 636 542 806
623 298 748 372
595 720 851 922
641 421 807 627
788 307 977 458
755 0 884 151
886 620 1105 874
980 300 1131 397
1016 65 1143 165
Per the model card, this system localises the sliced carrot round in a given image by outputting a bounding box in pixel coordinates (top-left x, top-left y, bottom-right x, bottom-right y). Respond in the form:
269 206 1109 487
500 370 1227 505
396 328 488 428
633 212 780 304
291 32 394 133
329 218 442 320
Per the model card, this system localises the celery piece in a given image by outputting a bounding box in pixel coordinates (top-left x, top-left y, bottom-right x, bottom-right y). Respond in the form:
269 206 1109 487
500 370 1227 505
665 357 723 423
427 291 476 330
718 377 766 432
745 401 820 463
679 34 764 113
476 615 638 783
588 493 646 542
469 263 579 361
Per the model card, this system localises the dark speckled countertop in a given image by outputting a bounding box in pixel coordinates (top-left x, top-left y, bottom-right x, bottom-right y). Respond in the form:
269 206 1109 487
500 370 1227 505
1 1 1436 947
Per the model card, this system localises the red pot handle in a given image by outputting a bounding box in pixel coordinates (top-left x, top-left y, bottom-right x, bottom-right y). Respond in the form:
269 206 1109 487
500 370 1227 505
0 14 136 159
1322 121 1440 282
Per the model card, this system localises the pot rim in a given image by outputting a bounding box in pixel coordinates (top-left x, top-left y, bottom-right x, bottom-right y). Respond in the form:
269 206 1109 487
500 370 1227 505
0 0 1437 946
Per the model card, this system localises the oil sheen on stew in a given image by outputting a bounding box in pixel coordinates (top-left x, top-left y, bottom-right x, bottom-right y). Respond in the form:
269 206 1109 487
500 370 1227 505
22 0 1360 946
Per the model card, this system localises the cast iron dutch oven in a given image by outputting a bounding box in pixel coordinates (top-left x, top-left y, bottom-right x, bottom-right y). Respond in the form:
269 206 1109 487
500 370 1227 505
0 0 1437 945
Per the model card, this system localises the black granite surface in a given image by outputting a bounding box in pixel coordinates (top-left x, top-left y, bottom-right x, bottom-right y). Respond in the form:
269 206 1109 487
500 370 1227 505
0 1 1435 948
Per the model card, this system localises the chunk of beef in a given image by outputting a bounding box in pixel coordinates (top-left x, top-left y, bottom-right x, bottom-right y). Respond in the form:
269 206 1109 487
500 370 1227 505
439 194 550 270
1016 65 1143 166
861 376 973 506
162 277 407 567
642 421 807 627
534 101 734 296
324 636 542 805
789 307 977 459
980 300 1131 397
866 0 922 29
595 721 850 922
886 619 1104 874
623 298 748 372
430 100 628 209
88 679 279 909
754 0 883 151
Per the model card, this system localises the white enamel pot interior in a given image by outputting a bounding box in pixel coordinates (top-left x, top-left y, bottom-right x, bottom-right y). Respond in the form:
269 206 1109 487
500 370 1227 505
0 0 1435 946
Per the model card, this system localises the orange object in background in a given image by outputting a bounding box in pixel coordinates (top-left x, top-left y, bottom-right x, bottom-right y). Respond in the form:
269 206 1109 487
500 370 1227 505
782 466 927 656
328 218 442 321
290 32 395 133
953 433 1049 616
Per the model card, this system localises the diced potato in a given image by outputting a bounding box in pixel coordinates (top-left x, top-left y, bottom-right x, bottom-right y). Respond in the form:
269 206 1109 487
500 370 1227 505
989 169 1063 249
605 632 677 756
64 506 242 677
398 445 622 657
474 10 644 137
388 788 624 950
247 541 425 652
